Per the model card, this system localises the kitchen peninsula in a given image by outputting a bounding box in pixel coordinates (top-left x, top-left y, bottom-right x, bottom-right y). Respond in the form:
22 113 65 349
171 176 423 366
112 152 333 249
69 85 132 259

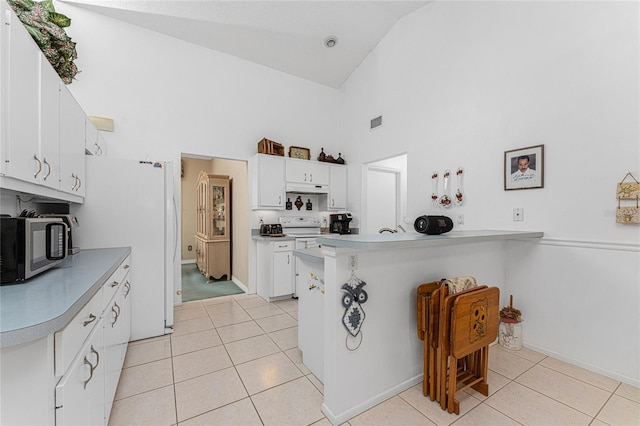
295 230 543 425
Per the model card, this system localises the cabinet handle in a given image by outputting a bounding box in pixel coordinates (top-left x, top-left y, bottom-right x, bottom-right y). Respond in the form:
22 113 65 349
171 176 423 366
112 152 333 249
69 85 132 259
71 173 77 190
91 345 100 369
110 280 119 288
310 173 313 182
332 198 335 207
94 143 102 156
112 302 120 326
304 173 307 182
83 313 97 327
278 196 282 205
75 175 82 191
43 158 51 180
287 254 290 264
33 154 42 178
124 281 131 297
123 264 130 270
83 356 94 389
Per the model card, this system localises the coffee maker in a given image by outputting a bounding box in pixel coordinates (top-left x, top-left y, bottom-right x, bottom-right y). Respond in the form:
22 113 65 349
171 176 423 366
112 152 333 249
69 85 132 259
330 213 352 234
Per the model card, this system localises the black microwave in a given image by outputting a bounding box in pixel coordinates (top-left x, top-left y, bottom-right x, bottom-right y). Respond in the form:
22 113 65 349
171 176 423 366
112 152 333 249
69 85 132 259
0 217 68 284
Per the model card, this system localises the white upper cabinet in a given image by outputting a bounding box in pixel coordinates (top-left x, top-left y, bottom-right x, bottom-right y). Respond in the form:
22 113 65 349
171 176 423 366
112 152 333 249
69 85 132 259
286 158 329 185
59 88 86 196
0 2 87 202
329 164 347 210
1 2 40 182
40 57 61 190
250 154 285 209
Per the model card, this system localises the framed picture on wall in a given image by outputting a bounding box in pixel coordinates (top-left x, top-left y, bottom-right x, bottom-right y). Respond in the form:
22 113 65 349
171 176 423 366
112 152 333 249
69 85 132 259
504 144 544 190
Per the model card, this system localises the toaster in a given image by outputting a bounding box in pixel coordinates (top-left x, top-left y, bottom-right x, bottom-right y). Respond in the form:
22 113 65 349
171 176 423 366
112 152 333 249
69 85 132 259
260 224 283 236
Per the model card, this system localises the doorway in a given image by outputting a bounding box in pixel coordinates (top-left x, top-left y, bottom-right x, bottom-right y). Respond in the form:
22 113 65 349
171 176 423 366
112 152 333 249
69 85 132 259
363 154 407 234
180 154 249 301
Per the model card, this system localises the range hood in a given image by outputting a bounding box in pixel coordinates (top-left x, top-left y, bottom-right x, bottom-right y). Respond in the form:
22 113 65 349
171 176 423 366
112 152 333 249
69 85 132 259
285 182 329 194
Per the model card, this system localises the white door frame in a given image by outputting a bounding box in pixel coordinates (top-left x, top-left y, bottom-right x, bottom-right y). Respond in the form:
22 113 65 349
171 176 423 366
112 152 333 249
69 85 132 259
362 165 402 234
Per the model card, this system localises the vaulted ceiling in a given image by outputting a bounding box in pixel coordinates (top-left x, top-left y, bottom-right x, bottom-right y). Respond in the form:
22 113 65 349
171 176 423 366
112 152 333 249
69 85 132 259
58 0 430 88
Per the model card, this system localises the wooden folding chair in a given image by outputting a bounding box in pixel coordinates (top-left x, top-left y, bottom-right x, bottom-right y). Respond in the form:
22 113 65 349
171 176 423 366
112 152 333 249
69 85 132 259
438 285 488 411
416 281 442 397
446 286 500 414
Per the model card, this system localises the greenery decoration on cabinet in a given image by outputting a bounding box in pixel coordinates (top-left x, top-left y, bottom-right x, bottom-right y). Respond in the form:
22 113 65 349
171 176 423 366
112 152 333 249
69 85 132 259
7 0 78 84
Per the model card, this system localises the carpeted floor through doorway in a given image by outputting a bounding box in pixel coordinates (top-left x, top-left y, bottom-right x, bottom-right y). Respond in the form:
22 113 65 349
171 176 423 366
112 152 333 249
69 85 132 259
181 263 244 302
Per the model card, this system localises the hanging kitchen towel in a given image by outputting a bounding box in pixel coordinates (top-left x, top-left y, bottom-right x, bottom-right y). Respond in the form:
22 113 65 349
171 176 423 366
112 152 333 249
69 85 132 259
443 276 477 294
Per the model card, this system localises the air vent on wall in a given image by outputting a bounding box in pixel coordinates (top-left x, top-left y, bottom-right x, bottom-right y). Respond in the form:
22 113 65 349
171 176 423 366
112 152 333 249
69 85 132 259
370 115 382 130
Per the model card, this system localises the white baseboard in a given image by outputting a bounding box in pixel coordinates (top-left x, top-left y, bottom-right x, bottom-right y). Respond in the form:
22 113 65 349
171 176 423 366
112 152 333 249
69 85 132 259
524 342 640 388
231 276 249 293
322 374 422 425
181 259 196 265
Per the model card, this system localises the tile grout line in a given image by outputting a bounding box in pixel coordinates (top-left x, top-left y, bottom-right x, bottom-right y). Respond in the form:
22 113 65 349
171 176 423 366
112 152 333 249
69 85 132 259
169 330 179 426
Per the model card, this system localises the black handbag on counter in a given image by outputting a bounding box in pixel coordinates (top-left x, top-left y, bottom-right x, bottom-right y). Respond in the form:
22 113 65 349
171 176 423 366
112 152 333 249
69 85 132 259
414 215 454 235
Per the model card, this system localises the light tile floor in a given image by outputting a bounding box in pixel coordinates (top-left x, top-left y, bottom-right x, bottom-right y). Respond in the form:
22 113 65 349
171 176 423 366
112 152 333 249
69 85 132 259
109 293 640 425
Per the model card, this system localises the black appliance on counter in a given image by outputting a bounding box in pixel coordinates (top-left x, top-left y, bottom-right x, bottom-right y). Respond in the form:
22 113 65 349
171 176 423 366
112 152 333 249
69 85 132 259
0 217 68 284
414 215 454 235
260 223 283 236
330 213 352 234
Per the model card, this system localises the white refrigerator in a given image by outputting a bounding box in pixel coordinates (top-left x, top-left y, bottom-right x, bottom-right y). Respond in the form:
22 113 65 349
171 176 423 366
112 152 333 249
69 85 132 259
72 156 178 341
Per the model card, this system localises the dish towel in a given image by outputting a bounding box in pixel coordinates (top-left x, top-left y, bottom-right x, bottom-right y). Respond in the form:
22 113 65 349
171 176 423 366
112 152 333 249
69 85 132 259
443 276 477 294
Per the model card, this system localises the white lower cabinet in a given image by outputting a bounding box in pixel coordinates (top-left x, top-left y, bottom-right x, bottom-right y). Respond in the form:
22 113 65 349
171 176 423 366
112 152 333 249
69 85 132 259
256 240 294 301
104 280 130 423
54 256 131 426
55 318 105 426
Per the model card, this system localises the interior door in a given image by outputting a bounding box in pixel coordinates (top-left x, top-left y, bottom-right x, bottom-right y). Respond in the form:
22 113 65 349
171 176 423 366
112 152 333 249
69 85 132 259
365 167 399 234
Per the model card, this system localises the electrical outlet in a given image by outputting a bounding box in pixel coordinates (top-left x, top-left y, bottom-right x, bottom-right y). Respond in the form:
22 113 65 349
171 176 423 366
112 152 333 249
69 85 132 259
513 208 524 221
456 214 464 225
188 245 192 251
349 255 358 270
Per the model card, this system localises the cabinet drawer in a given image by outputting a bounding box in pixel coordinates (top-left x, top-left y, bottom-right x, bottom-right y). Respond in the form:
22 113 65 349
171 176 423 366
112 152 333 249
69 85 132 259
103 255 131 305
272 241 293 252
54 287 104 376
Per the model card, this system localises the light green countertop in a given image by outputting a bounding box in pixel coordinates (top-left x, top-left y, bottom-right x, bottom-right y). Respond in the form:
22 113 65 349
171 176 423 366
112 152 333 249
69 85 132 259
0 247 131 348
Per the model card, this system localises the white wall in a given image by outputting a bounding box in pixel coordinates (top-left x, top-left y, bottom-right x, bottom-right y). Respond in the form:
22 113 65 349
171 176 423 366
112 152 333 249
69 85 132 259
55 2 340 295
56 3 340 165
338 1 639 385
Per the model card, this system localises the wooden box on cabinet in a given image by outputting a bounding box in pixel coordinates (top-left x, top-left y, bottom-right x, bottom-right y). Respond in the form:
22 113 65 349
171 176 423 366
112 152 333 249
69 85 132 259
195 171 231 281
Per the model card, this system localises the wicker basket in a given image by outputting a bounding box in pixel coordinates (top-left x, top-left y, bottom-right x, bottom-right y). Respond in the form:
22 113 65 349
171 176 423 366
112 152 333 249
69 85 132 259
257 138 284 156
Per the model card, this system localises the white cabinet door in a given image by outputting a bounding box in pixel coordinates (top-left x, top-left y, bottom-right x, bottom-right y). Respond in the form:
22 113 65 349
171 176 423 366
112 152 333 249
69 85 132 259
329 165 347 210
0 4 40 182
255 155 285 209
59 87 86 196
39 57 61 190
286 159 328 185
120 277 132 359
55 318 105 426
272 250 293 297
54 287 104 377
104 289 123 424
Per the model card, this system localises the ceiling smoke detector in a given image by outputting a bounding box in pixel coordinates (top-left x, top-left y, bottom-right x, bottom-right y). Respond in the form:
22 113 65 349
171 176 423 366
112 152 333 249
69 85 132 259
324 36 338 48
